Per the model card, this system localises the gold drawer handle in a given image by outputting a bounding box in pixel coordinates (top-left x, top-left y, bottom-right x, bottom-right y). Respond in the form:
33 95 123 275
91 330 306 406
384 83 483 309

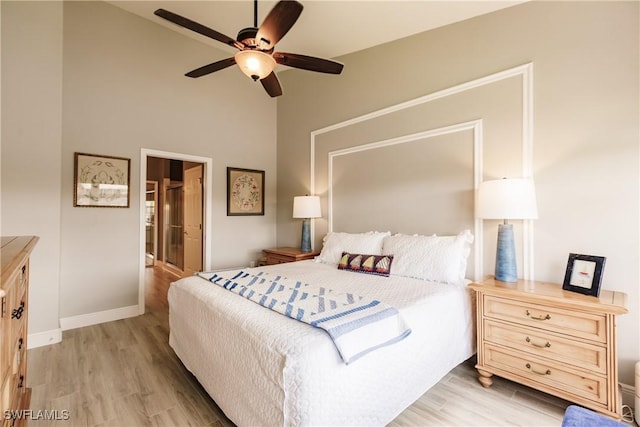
526 363 551 376
525 310 550 321
526 337 551 348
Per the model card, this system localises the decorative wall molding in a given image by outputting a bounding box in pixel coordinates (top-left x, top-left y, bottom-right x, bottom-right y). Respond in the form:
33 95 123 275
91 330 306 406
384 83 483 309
310 62 535 280
327 120 484 280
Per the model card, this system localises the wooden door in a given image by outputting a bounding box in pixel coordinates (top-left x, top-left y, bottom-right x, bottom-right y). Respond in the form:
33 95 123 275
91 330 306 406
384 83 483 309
183 165 203 276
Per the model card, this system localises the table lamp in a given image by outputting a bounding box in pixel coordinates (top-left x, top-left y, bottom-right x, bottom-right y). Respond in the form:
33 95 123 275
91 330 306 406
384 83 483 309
476 178 538 282
293 195 321 253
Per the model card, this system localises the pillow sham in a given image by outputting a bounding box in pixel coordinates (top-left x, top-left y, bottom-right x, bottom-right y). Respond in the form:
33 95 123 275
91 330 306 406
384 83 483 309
337 252 394 277
382 230 473 284
315 231 390 265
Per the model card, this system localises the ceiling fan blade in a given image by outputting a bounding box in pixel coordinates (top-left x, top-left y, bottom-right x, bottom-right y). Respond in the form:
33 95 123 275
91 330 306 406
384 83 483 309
255 1 303 50
154 9 242 50
273 52 344 74
260 72 283 97
185 57 236 78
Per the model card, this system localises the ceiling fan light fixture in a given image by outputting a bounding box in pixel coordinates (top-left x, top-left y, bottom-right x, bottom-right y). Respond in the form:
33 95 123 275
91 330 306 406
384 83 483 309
156 1 343 97
234 50 276 81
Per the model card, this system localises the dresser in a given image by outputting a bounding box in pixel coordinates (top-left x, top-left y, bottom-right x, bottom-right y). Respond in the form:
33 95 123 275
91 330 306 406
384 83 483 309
262 247 319 265
1 236 38 427
470 278 627 419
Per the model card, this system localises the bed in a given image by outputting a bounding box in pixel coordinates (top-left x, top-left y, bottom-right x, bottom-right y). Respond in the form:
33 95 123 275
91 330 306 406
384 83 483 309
168 230 476 426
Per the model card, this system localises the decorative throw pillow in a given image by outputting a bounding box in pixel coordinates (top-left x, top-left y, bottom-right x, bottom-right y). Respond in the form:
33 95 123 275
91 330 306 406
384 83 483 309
337 252 394 277
315 231 390 265
382 230 474 284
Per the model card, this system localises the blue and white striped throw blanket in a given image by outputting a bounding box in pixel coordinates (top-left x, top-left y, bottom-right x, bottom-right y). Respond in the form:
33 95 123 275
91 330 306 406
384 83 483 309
198 270 412 364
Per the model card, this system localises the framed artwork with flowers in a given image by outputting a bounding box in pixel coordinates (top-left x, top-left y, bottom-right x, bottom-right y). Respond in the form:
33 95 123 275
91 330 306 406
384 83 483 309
227 167 265 216
74 152 130 208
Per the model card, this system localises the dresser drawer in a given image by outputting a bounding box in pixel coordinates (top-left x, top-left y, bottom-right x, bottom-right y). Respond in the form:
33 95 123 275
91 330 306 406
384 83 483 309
483 295 606 343
483 319 607 374
484 344 607 404
9 289 26 345
266 254 292 265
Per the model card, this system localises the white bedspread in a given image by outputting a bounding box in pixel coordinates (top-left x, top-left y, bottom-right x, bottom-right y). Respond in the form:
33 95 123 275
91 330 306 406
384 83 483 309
168 260 475 426
198 269 411 364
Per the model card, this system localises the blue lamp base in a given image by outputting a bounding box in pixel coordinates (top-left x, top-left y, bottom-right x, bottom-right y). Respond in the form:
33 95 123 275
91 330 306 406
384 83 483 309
495 223 517 282
300 219 312 252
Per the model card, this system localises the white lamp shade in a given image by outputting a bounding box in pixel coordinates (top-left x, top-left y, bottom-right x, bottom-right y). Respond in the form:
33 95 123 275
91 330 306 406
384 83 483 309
476 178 538 220
293 196 321 219
234 50 276 80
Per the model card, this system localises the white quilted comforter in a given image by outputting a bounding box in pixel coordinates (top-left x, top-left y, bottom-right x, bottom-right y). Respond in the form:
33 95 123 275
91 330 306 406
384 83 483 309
168 260 475 426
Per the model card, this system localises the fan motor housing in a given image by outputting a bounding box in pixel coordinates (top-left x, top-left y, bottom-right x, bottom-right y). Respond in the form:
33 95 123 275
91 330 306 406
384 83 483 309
237 27 258 46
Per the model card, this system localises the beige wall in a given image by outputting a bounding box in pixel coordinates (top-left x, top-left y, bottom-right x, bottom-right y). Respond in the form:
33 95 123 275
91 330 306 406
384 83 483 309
276 1 639 385
58 1 277 317
1 1 63 342
2 1 277 339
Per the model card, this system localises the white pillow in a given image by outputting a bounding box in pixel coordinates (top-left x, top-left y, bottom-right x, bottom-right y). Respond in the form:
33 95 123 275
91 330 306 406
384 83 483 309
316 231 391 265
382 230 474 284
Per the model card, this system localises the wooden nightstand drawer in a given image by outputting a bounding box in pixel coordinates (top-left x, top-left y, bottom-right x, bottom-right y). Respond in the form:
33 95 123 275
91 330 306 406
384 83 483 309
262 247 319 265
484 344 607 404
483 319 607 374
266 254 294 265
483 295 606 343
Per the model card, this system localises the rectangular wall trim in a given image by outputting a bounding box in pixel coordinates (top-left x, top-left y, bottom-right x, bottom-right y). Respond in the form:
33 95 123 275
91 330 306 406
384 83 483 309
310 62 535 280
327 120 484 280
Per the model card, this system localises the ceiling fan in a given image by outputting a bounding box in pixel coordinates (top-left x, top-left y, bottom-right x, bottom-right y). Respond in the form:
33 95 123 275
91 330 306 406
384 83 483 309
154 0 344 97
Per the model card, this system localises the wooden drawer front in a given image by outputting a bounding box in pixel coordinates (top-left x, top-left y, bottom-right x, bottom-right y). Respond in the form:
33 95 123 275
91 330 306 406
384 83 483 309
9 289 26 345
0 298 9 383
484 344 607 404
266 255 292 265
483 319 607 374
16 263 27 300
483 296 606 342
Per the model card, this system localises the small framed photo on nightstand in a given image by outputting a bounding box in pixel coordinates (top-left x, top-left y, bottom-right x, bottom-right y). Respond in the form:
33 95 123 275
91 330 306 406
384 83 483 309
562 253 606 297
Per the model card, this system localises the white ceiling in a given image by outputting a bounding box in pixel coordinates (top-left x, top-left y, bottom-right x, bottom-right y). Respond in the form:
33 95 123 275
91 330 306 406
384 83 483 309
109 1 523 60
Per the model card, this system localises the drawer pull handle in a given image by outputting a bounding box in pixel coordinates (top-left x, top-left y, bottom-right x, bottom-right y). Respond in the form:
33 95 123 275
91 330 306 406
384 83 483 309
526 363 551 376
526 337 551 348
526 310 550 321
11 301 25 320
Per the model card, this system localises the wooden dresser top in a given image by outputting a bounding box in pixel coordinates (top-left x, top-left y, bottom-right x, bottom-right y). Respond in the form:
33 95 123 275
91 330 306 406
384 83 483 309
469 277 628 315
1 236 39 289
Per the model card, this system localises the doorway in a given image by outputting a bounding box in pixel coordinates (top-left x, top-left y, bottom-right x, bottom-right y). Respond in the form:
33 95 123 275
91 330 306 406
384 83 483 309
148 158 204 276
138 149 213 315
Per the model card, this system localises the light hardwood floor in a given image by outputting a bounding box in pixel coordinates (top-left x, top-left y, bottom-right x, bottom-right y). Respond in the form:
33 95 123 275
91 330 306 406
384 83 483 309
27 266 570 426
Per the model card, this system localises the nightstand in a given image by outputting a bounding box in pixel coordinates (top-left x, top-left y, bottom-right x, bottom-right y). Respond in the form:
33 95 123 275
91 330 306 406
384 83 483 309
262 247 319 265
469 278 628 419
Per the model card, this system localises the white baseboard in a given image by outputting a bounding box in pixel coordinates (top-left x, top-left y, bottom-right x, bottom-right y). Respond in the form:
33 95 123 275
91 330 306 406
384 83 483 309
27 328 62 349
621 381 636 409
59 305 140 331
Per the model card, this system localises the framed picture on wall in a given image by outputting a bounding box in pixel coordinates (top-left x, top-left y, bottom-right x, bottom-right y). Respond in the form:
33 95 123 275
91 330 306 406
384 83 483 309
562 253 606 297
74 152 130 208
227 167 265 216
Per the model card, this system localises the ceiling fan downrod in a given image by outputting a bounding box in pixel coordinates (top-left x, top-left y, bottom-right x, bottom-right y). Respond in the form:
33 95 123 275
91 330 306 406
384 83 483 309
254 0 258 28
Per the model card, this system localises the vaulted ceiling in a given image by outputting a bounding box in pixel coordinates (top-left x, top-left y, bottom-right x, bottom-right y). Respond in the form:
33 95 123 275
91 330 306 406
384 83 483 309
109 1 524 61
